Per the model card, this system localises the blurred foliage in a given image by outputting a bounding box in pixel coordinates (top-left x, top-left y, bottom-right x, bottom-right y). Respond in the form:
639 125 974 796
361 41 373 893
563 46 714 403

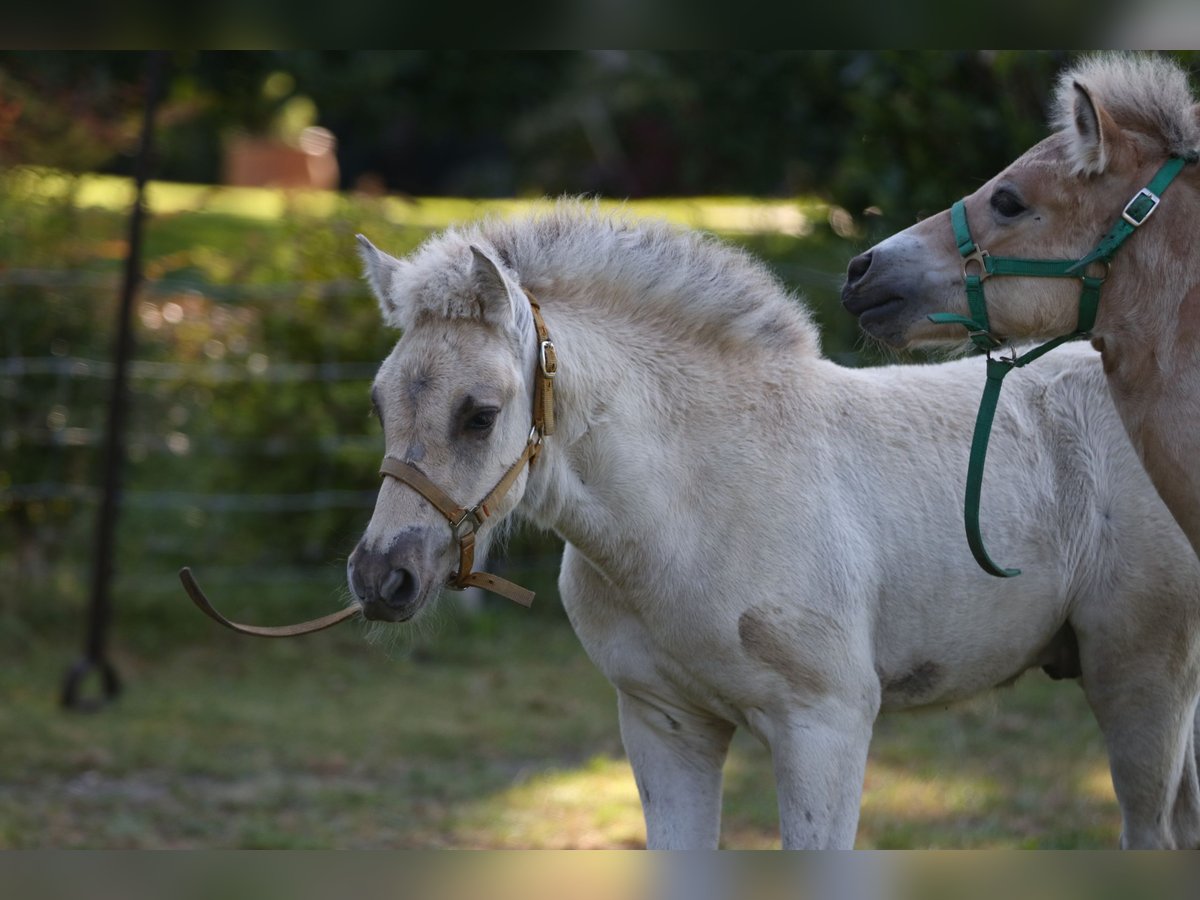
4 51 1196 235
4 49 1196 619
0 176 862 619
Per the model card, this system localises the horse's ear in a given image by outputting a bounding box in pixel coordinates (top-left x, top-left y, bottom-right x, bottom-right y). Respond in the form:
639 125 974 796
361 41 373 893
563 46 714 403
469 244 521 328
1069 81 1122 175
356 234 407 326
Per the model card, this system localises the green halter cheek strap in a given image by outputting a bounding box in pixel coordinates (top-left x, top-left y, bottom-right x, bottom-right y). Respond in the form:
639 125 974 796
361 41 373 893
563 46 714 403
928 153 1194 578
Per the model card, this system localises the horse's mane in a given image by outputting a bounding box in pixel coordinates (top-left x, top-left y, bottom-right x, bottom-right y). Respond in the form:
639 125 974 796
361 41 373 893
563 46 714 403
1052 53 1200 160
393 200 821 358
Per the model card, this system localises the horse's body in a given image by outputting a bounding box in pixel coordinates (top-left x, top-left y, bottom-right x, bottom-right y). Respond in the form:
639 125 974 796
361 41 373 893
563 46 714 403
350 204 1200 848
841 53 1200 559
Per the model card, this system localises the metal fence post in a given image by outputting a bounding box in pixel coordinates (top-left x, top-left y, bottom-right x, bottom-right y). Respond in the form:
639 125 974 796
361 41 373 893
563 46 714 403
61 51 168 711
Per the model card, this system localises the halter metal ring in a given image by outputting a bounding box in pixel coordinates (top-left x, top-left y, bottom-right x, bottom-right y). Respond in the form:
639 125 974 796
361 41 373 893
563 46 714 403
1078 259 1111 282
962 248 991 280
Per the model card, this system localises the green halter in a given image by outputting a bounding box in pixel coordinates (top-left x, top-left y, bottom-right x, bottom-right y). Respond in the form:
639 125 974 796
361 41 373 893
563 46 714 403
929 153 1195 578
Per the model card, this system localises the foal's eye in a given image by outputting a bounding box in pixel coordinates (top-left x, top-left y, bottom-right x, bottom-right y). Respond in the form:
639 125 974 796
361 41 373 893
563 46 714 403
465 408 498 433
990 189 1027 218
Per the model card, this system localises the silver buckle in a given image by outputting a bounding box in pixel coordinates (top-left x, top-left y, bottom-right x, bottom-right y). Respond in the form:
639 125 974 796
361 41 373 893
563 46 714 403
1122 188 1160 227
449 507 479 539
539 340 558 379
962 248 992 281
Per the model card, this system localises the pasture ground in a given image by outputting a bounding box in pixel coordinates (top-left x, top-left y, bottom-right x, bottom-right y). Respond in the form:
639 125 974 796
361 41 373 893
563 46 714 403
1 571 1120 849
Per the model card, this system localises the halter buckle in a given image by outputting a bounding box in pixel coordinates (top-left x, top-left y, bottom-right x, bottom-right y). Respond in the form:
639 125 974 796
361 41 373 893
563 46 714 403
539 340 558 379
449 506 481 539
962 248 991 281
1122 188 1160 227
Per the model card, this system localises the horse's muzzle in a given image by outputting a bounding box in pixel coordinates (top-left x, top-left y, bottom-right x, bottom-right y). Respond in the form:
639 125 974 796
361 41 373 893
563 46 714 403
842 250 902 319
348 529 435 622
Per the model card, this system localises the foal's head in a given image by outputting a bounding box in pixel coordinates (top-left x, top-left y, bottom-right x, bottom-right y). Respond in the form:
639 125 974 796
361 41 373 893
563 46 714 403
842 53 1200 348
347 236 540 622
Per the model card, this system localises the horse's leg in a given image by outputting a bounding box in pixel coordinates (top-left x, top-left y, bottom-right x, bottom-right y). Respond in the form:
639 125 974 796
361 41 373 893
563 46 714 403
617 689 734 850
1077 620 1200 848
756 699 875 849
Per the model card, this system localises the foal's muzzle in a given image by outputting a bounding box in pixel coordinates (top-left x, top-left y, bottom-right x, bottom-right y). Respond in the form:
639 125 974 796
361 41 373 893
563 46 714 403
348 528 435 622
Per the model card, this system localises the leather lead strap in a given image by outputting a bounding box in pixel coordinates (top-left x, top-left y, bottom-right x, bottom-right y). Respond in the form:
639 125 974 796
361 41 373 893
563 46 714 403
179 567 358 637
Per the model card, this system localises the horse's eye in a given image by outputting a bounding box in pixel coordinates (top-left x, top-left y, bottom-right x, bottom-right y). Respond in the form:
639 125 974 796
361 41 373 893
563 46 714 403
990 189 1027 218
465 408 498 433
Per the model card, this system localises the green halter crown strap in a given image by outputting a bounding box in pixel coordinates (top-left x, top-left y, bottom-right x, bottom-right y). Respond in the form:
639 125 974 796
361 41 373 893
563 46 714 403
928 154 1194 578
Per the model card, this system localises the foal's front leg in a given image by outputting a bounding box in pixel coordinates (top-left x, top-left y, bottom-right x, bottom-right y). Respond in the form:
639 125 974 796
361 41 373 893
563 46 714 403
618 689 735 849
757 698 876 849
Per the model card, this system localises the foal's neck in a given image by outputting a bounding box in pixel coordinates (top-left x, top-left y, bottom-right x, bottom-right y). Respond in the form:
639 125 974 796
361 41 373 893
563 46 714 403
1093 184 1200 552
519 297 813 589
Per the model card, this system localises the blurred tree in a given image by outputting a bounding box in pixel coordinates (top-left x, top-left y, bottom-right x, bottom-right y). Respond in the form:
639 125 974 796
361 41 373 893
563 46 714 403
3 50 1195 232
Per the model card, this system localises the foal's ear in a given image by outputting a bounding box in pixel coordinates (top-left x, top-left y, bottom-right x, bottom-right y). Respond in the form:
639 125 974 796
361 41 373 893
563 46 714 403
1069 82 1122 175
469 245 524 329
356 234 408 325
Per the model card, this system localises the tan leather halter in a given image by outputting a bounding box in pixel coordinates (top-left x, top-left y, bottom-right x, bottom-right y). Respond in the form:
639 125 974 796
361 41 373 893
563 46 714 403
179 294 557 636
378 295 557 607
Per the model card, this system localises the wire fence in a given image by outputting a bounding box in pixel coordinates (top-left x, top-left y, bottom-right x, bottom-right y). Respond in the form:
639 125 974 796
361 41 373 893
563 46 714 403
2 226 855 625
1 268 395 609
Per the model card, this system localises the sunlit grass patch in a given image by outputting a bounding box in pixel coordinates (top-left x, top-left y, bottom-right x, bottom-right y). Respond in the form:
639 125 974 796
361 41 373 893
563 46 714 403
3 167 828 236
452 755 644 849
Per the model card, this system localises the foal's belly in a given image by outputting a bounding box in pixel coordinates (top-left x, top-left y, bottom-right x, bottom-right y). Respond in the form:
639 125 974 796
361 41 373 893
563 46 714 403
873 617 1074 712
560 546 1071 723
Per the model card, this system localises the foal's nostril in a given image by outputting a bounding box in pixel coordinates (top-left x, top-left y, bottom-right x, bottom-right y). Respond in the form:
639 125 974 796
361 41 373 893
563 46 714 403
379 568 420 610
845 251 873 287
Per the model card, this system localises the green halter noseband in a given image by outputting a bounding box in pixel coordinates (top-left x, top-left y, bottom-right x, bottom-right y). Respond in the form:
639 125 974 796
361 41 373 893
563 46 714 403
930 153 1196 578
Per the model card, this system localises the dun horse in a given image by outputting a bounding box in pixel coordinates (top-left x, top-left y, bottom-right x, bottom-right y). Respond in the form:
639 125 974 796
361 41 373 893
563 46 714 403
841 53 1200 559
351 203 1200 848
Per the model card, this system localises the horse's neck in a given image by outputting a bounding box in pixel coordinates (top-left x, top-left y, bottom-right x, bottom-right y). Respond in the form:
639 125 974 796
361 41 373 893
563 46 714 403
520 309 680 578
518 303 815 588
1097 170 1200 343
1095 183 1200 551
1102 346 1200 554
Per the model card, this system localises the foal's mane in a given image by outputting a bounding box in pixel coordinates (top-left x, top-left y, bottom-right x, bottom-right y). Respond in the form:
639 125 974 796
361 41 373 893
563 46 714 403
393 200 821 358
1052 53 1200 159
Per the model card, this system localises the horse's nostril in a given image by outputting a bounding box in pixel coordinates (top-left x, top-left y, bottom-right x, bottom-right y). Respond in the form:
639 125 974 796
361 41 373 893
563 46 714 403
379 568 419 609
846 251 873 287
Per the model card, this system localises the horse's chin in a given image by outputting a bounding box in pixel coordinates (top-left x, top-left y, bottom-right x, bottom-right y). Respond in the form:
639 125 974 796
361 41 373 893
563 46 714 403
357 582 439 623
855 303 925 349
360 601 418 623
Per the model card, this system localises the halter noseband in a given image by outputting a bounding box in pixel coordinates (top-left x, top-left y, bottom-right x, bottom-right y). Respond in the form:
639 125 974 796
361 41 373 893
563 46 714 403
377 294 557 607
930 153 1196 578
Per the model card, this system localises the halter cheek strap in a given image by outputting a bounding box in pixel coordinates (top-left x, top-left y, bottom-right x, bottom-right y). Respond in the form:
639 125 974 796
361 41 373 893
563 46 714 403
378 294 557 608
929 153 1196 578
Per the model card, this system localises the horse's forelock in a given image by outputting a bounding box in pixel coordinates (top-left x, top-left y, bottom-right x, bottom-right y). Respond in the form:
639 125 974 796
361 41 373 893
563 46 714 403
1052 53 1200 166
387 201 820 358
381 233 518 334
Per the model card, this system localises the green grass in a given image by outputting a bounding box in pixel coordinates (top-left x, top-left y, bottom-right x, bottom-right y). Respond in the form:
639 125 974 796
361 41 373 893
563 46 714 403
0 581 1119 849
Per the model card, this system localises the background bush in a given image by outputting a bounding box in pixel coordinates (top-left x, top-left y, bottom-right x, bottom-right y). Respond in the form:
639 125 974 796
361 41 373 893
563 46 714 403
7 52 1194 233
3 50 1196 623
